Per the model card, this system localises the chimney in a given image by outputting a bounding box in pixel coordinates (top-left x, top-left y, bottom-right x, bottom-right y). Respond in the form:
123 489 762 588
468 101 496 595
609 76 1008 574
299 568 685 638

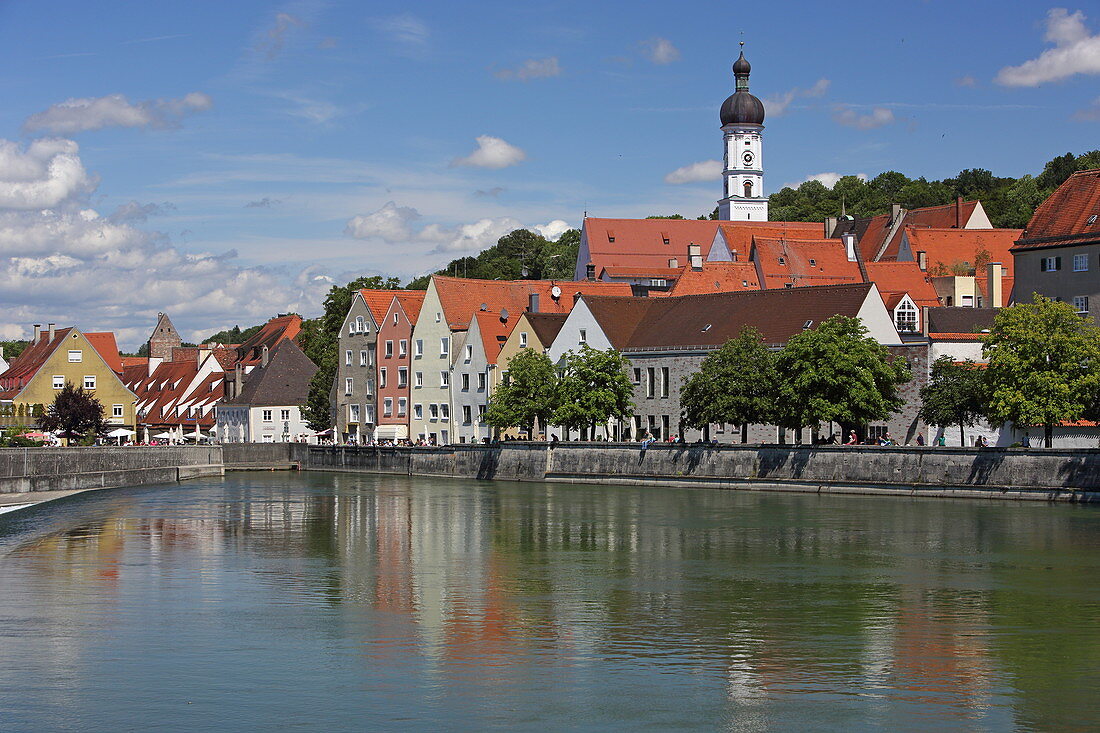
921 306 930 335
261 345 269 368
235 362 243 399
917 251 927 271
47 323 55 342
585 263 595 280
528 293 539 313
32 324 41 344
668 257 678 269
987 262 1003 309
688 243 703 270
890 203 902 223
824 216 837 238
842 232 857 262
956 196 964 228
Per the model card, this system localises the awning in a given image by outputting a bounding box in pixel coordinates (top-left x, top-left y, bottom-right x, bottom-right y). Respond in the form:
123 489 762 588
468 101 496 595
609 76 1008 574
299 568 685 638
106 428 135 438
374 425 408 440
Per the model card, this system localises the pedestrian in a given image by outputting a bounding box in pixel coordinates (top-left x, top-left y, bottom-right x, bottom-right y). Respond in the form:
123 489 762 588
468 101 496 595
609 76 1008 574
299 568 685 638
915 432 925 446
845 430 858 445
1021 433 1030 448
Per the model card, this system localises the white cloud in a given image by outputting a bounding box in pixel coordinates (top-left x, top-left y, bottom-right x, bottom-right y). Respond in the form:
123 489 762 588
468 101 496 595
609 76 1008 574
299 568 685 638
256 12 305 60
373 14 429 47
452 135 527 169
494 57 562 81
0 138 95 209
108 200 176 223
429 216 524 254
24 92 212 134
534 219 572 241
789 172 868 189
344 201 421 241
641 37 680 65
996 8 1100 86
832 105 896 130
765 78 830 116
664 160 722 185
955 75 978 87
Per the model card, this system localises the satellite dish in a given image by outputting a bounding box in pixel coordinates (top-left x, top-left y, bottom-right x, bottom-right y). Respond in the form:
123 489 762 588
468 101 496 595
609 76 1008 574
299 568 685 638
500 308 509 321
551 285 562 299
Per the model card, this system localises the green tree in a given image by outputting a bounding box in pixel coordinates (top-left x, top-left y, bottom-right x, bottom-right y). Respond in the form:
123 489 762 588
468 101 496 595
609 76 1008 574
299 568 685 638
917 357 986 445
299 275 402 431
681 328 777 438
37 383 106 439
552 345 635 439
484 349 559 437
1 340 28 361
774 316 911 439
982 296 1100 447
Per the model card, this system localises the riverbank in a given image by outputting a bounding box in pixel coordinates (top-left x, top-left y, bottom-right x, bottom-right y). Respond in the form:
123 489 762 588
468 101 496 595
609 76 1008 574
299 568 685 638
224 442 1100 502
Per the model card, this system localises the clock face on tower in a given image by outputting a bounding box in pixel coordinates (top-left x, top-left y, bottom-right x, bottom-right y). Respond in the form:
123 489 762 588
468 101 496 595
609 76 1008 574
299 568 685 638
742 150 755 167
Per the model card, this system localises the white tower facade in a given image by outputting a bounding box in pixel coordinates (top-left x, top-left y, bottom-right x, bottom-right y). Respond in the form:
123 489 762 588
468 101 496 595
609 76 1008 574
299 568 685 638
717 46 768 221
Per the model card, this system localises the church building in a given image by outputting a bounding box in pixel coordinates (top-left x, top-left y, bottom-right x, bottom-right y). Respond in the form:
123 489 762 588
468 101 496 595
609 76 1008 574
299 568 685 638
718 44 768 222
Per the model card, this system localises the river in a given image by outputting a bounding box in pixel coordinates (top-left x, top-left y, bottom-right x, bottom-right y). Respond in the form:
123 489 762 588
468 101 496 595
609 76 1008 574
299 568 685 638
0 472 1097 731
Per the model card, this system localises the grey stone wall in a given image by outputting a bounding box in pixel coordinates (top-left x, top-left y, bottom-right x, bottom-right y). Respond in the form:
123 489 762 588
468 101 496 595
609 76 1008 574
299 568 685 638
0 446 223 494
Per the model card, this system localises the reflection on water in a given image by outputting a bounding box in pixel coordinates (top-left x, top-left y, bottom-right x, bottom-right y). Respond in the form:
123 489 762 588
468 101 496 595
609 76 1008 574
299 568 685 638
0 473 1097 731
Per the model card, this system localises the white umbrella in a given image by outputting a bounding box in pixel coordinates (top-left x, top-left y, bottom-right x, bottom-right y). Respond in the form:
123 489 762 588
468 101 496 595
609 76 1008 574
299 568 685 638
152 431 174 439
106 428 135 438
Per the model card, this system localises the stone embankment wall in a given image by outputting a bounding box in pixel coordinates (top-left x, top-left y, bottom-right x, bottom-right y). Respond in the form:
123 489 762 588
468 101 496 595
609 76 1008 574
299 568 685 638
0 446 223 495
293 443 1100 502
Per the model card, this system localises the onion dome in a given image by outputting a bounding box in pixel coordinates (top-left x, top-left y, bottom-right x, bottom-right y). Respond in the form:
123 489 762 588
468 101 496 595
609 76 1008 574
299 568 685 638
720 47 765 126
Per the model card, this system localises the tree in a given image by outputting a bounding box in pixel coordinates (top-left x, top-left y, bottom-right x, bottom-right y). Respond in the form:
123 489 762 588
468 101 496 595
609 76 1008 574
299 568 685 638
681 328 777 438
982 296 1100 447
774 316 911 439
483 349 559 437
38 383 106 439
552 345 635 439
918 357 986 445
1 340 28 361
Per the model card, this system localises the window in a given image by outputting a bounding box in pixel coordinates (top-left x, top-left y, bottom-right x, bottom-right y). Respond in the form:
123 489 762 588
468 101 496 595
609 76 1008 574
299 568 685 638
379 367 387 388
895 300 918 332
440 404 449 420
68 349 81 362
383 398 393 417
398 367 408 387
962 295 974 307
441 430 449 444
463 406 472 424
345 349 353 366
462 373 470 391
809 259 817 267
1041 256 1062 272
356 316 365 333
415 339 423 357
262 434 274 443
52 375 64 389
429 403 439 419
1074 296 1090 315
398 397 407 416
440 371 450 388
477 373 486 390
360 350 369 366
1089 214 1098 225
394 312 399 325
1074 253 1089 272
281 409 290 421
647 368 655 398
777 256 786 265
414 403 423 420
440 337 449 356
365 379 374 397
263 409 272 421
650 279 667 287
520 332 528 348
661 367 670 398
867 425 887 442
84 375 96 389
579 329 587 343
435 312 441 322
632 368 641 384
385 340 393 358
465 344 473 360
415 371 423 387
399 339 407 357
365 405 375 424
349 404 360 423
477 405 486 421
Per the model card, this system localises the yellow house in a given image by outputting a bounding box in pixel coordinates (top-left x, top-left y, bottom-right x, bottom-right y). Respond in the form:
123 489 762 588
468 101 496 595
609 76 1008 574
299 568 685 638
0 324 137 429
495 312 568 438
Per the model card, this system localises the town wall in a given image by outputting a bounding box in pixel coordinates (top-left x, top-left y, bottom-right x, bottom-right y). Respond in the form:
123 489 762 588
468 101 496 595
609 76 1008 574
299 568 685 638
0 445 223 495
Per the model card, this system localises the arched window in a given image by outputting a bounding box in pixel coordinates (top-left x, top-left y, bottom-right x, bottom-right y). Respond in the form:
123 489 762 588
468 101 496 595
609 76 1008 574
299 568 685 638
743 180 752 198
355 316 365 333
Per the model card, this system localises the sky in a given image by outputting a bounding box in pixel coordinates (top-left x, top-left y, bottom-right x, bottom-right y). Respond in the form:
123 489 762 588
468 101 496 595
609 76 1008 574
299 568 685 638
1 1 1099 349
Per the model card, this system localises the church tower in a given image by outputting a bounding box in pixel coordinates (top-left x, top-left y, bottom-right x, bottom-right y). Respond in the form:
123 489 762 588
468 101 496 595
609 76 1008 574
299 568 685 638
718 44 768 221
148 312 182 360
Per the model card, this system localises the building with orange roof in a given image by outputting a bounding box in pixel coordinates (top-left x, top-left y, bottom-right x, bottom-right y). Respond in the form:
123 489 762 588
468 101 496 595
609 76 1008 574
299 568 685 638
751 236 863 290
665 261 761 296
899 227 1018 308
216 339 317 443
1011 168 1100 325
0 322 137 433
375 291 426 442
453 308 517 443
837 197 994 263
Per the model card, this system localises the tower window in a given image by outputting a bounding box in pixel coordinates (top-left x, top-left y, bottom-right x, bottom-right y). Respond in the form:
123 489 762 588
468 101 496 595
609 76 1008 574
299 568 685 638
743 181 752 197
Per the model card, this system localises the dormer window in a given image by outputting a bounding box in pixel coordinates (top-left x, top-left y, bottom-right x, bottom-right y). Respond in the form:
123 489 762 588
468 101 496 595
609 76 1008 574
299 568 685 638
809 259 816 267
1088 214 1098 225
778 257 786 265
663 237 670 245
701 324 712 332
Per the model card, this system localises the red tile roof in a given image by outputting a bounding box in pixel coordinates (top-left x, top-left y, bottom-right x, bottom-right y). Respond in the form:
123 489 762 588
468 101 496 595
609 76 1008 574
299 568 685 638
121 356 149 369
716 221 822 261
666 262 761 296
1014 168 1100 250
599 266 682 278
904 227 1018 306
752 237 863 290
854 199 984 261
582 218 722 274
236 315 301 365
433 276 631 330
392 291 426 326
0 328 124 394
473 310 515 365
928 332 985 341
863 261 941 309
358 289 417 325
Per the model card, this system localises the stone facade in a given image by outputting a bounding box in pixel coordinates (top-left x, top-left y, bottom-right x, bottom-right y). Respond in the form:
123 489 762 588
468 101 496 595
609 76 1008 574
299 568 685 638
148 312 182 360
334 293 378 444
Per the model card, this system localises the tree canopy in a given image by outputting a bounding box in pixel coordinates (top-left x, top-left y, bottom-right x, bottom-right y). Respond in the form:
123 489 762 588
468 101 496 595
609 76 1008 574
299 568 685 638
918 357 986 445
774 316 911 436
982 295 1100 447
483 349 559 437
552 345 635 437
406 228 579 289
38 383 106 440
681 328 778 433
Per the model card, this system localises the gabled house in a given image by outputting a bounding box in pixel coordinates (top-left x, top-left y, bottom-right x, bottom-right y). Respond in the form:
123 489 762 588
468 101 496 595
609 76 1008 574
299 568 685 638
333 292 385 444
375 291 426 442
901 227 1018 308
837 197 994 263
0 323 136 430
1011 168 1100 324
452 309 515 443
216 339 317 443
863 262 942 334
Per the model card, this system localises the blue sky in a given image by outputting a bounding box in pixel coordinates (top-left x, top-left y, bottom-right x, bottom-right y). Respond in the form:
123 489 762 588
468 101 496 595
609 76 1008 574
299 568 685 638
1 1 1098 347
